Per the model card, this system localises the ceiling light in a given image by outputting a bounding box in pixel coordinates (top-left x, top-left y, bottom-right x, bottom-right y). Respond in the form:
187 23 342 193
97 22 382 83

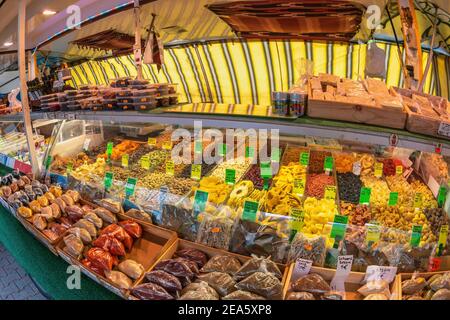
43 9 56 16
3 42 13 47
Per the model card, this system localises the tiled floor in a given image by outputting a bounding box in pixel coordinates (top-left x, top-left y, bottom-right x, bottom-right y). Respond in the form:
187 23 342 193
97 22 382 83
0 244 47 300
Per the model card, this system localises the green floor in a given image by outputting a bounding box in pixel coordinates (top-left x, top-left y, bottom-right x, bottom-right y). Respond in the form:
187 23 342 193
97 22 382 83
0 194 118 300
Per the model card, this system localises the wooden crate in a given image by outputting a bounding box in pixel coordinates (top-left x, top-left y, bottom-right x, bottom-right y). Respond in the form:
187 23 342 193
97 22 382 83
283 264 399 300
129 239 289 300
57 222 177 299
307 97 407 129
392 271 448 300
404 104 450 139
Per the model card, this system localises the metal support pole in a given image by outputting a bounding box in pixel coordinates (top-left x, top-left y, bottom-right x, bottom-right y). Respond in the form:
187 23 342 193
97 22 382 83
18 0 40 177
134 0 143 80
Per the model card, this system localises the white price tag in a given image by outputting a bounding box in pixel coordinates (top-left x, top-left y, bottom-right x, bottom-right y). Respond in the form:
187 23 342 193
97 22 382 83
352 161 361 176
83 139 91 151
364 266 397 284
66 113 76 120
438 122 450 137
330 255 353 292
292 258 313 281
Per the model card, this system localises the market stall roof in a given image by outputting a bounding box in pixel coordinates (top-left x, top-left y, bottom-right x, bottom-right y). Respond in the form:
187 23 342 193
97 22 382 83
0 0 448 70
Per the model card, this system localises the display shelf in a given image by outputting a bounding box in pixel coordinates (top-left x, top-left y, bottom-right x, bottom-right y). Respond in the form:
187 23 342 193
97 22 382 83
14 108 450 156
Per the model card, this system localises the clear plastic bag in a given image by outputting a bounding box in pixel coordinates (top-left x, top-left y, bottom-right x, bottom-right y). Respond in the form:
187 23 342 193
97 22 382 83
234 256 283 281
179 281 219 300
235 272 283 300
145 270 182 293
160 204 198 242
291 273 331 295
229 214 291 264
222 290 266 300
197 272 236 297
200 255 242 275
288 233 327 267
196 214 234 250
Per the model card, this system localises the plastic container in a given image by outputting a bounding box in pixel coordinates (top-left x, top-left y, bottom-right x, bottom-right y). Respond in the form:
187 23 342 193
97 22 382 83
133 102 157 111
272 91 289 116
132 89 157 97
289 92 307 117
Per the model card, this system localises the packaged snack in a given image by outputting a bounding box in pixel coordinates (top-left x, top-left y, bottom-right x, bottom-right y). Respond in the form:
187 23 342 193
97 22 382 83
179 281 219 300
119 220 142 238
357 280 391 297
196 215 233 250
154 259 195 279
84 212 103 229
222 290 266 300
174 249 208 268
288 234 327 267
33 215 47 231
234 256 283 280
145 270 182 293
125 209 152 224
73 219 97 238
86 248 114 273
104 270 133 290
118 260 145 280
291 273 331 294
235 272 283 300
68 227 92 244
286 292 316 300
64 234 84 257
132 283 174 300
197 272 237 297
94 207 118 224
200 255 242 275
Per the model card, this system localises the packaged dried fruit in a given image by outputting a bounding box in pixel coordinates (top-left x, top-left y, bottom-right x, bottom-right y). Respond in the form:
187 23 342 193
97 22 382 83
197 272 236 297
145 270 182 293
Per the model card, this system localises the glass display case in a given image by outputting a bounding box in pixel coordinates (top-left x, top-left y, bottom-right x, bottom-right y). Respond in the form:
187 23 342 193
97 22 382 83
41 118 450 271
0 119 56 174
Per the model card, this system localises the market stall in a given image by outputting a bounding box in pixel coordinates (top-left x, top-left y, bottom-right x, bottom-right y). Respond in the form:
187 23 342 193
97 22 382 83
0 0 449 301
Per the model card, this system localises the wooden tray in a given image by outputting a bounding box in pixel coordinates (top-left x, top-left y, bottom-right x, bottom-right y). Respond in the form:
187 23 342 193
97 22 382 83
307 84 407 130
392 271 449 300
282 264 399 300
57 221 177 299
129 239 289 300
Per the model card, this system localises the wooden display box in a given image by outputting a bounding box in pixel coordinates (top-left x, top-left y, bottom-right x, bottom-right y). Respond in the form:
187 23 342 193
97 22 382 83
404 104 450 139
392 271 448 300
57 221 177 299
307 92 407 130
283 264 399 300
129 239 289 300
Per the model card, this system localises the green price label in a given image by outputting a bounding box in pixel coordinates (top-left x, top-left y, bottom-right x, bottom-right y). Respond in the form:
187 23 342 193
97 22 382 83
289 207 305 232
141 155 150 170
260 162 272 178
271 148 281 162
166 160 175 176
193 190 209 217
122 154 129 168
246 146 255 158
410 225 423 247
300 152 310 166
45 156 52 170
330 215 348 240
225 169 236 185
125 178 137 198
106 142 114 156
438 225 449 252
438 187 447 208
365 223 381 245
219 143 227 156
324 186 337 200
191 164 202 180
263 178 270 191
396 166 403 176
194 141 203 154
413 193 423 208
104 172 113 191
324 156 333 172
359 187 372 205
293 178 306 196
388 192 399 206
242 200 259 222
